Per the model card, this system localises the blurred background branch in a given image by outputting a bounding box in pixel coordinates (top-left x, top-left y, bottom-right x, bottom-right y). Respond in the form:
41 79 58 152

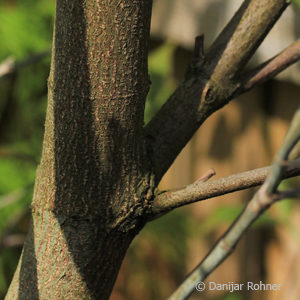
0 50 50 80
168 108 300 300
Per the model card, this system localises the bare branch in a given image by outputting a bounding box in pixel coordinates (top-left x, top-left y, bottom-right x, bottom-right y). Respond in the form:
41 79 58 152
0 209 29 251
290 140 300 160
266 107 300 193
145 0 291 184
0 57 15 78
151 159 300 216
195 168 216 183
277 188 300 200
0 50 50 81
238 39 300 93
167 107 300 300
0 234 25 249
205 0 289 84
0 190 25 210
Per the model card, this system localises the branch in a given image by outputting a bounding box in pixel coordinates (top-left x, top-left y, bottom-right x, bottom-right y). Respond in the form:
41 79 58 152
266 108 300 193
0 50 50 80
0 190 25 210
278 187 300 199
0 209 29 251
290 140 300 160
238 39 300 93
205 0 289 84
150 158 300 216
0 234 25 249
0 57 15 78
145 0 291 184
167 107 300 300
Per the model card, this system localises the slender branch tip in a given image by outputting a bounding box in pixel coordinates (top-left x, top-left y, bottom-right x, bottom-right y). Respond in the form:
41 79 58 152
195 168 216 183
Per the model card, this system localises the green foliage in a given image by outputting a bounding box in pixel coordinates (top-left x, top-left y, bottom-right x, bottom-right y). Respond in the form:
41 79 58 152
126 208 202 298
144 209 198 267
220 294 243 300
201 205 242 234
0 0 54 60
200 203 276 236
145 42 177 123
293 0 300 9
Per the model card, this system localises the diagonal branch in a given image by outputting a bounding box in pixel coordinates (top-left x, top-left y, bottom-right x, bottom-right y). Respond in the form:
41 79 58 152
145 0 291 184
0 50 50 81
166 108 300 300
150 158 300 217
266 107 300 193
205 0 289 85
237 39 300 94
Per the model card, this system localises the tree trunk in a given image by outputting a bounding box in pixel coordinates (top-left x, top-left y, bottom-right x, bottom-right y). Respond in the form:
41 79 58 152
6 0 153 299
5 0 300 299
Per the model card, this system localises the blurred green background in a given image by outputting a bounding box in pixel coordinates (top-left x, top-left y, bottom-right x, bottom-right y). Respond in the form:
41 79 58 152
0 1 300 299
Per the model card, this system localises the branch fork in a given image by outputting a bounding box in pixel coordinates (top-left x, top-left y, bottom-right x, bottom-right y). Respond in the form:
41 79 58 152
167 107 300 300
145 0 299 184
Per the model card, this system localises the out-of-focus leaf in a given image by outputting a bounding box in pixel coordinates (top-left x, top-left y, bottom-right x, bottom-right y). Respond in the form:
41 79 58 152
201 204 276 234
201 205 242 234
0 159 35 193
0 1 54 60
220 294 244 300
145 42 177 123
142 209 195 268
293 0 300 9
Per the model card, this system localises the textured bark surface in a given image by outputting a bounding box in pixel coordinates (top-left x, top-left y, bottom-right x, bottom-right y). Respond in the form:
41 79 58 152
145 0 289 183
5 0 299 299
6 0 153 299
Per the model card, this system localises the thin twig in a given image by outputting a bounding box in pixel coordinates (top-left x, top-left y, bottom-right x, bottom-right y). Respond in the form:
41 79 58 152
167 107 300 300
0 234 26 248
277 187 300 200
266 108 300 193
151 159 300 216
239 39 300 93
0 209 29 252
195 168 215 183
0 57 15 78
0 50 50 81
0 190 25 210
289 140 300 160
